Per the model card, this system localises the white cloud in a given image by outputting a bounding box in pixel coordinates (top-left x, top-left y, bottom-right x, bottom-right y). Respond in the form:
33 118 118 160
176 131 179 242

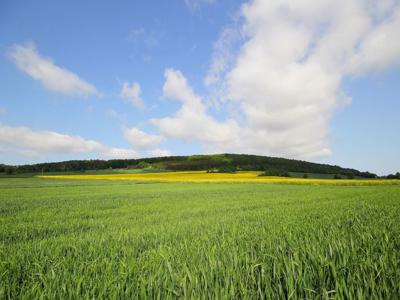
205 26 242 87
348 7 400 74
8 43 98 96
0 124 136 159
120 81 145 109
103 148 137 159
147 148 172 157
151 69 240 150
189 0 400 159
0 124 103 154
122 126 163 149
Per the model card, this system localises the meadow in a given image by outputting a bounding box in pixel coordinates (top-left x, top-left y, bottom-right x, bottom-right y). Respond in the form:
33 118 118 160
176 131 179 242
1 175 400 299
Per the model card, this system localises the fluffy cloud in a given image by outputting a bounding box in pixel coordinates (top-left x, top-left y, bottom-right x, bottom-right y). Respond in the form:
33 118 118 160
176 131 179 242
103 148 137 159
0 124 136 159
8 43 98 96
122 126 163 149
120 81 145 109
226 0 400 158
151 69 240 150
158 0 400 159
147 149 172 157
152 68 333 157
348 6 400 74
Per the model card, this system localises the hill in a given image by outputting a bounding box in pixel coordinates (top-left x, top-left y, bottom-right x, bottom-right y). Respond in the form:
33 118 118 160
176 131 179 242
0 154 377 178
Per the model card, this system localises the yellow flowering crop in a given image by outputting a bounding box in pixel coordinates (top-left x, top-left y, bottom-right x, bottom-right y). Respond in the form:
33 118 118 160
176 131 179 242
38 171 400 186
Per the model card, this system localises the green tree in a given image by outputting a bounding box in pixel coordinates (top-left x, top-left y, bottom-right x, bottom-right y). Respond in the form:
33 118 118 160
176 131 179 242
136 161 151 169
5 166 16 175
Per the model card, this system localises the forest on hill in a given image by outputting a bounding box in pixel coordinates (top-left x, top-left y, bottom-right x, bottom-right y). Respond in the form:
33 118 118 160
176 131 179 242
0 154 378 178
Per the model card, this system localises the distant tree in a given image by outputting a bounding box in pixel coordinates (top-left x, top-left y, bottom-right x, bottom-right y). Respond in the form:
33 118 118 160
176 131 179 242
8 153 377 177
5 166 16 175
216 165 237 173
303 173 308 178
347 174 355 179
333 174 342 179
136 161 151 169
387 172 400 179
260 169 290 177
359 171 377 179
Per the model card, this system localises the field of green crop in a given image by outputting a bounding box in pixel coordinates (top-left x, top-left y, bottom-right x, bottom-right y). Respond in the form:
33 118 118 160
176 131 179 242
1 177 400 299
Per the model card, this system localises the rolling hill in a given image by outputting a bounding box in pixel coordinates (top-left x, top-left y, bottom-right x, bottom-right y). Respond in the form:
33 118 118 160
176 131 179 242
1 154 377 178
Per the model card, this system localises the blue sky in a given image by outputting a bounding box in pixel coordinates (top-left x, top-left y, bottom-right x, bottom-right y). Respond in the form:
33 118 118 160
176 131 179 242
0 0 399 175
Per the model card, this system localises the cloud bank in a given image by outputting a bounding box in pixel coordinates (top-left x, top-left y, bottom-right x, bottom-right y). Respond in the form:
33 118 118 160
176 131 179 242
152 0 400 160
9 43 98 96
0 124 136 159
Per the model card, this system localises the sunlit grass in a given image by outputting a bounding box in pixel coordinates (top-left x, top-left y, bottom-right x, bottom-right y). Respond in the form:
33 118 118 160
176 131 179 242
1 178 400 298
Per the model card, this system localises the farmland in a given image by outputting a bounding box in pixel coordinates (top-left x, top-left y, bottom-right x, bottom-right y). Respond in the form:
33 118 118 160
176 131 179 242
40 171 400 185
1 175 400 299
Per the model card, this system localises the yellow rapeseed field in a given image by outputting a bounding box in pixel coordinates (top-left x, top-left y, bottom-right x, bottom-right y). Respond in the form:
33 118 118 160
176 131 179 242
38 171 400 185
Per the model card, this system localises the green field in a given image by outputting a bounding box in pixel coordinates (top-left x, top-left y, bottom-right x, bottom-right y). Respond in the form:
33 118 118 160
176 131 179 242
1 177 400 299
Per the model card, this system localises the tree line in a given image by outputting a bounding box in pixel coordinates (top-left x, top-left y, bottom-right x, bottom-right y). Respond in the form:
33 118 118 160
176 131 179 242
0 154 383 178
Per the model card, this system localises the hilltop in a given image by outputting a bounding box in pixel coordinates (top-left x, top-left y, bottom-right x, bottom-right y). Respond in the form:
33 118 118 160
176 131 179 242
1 154 377 178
